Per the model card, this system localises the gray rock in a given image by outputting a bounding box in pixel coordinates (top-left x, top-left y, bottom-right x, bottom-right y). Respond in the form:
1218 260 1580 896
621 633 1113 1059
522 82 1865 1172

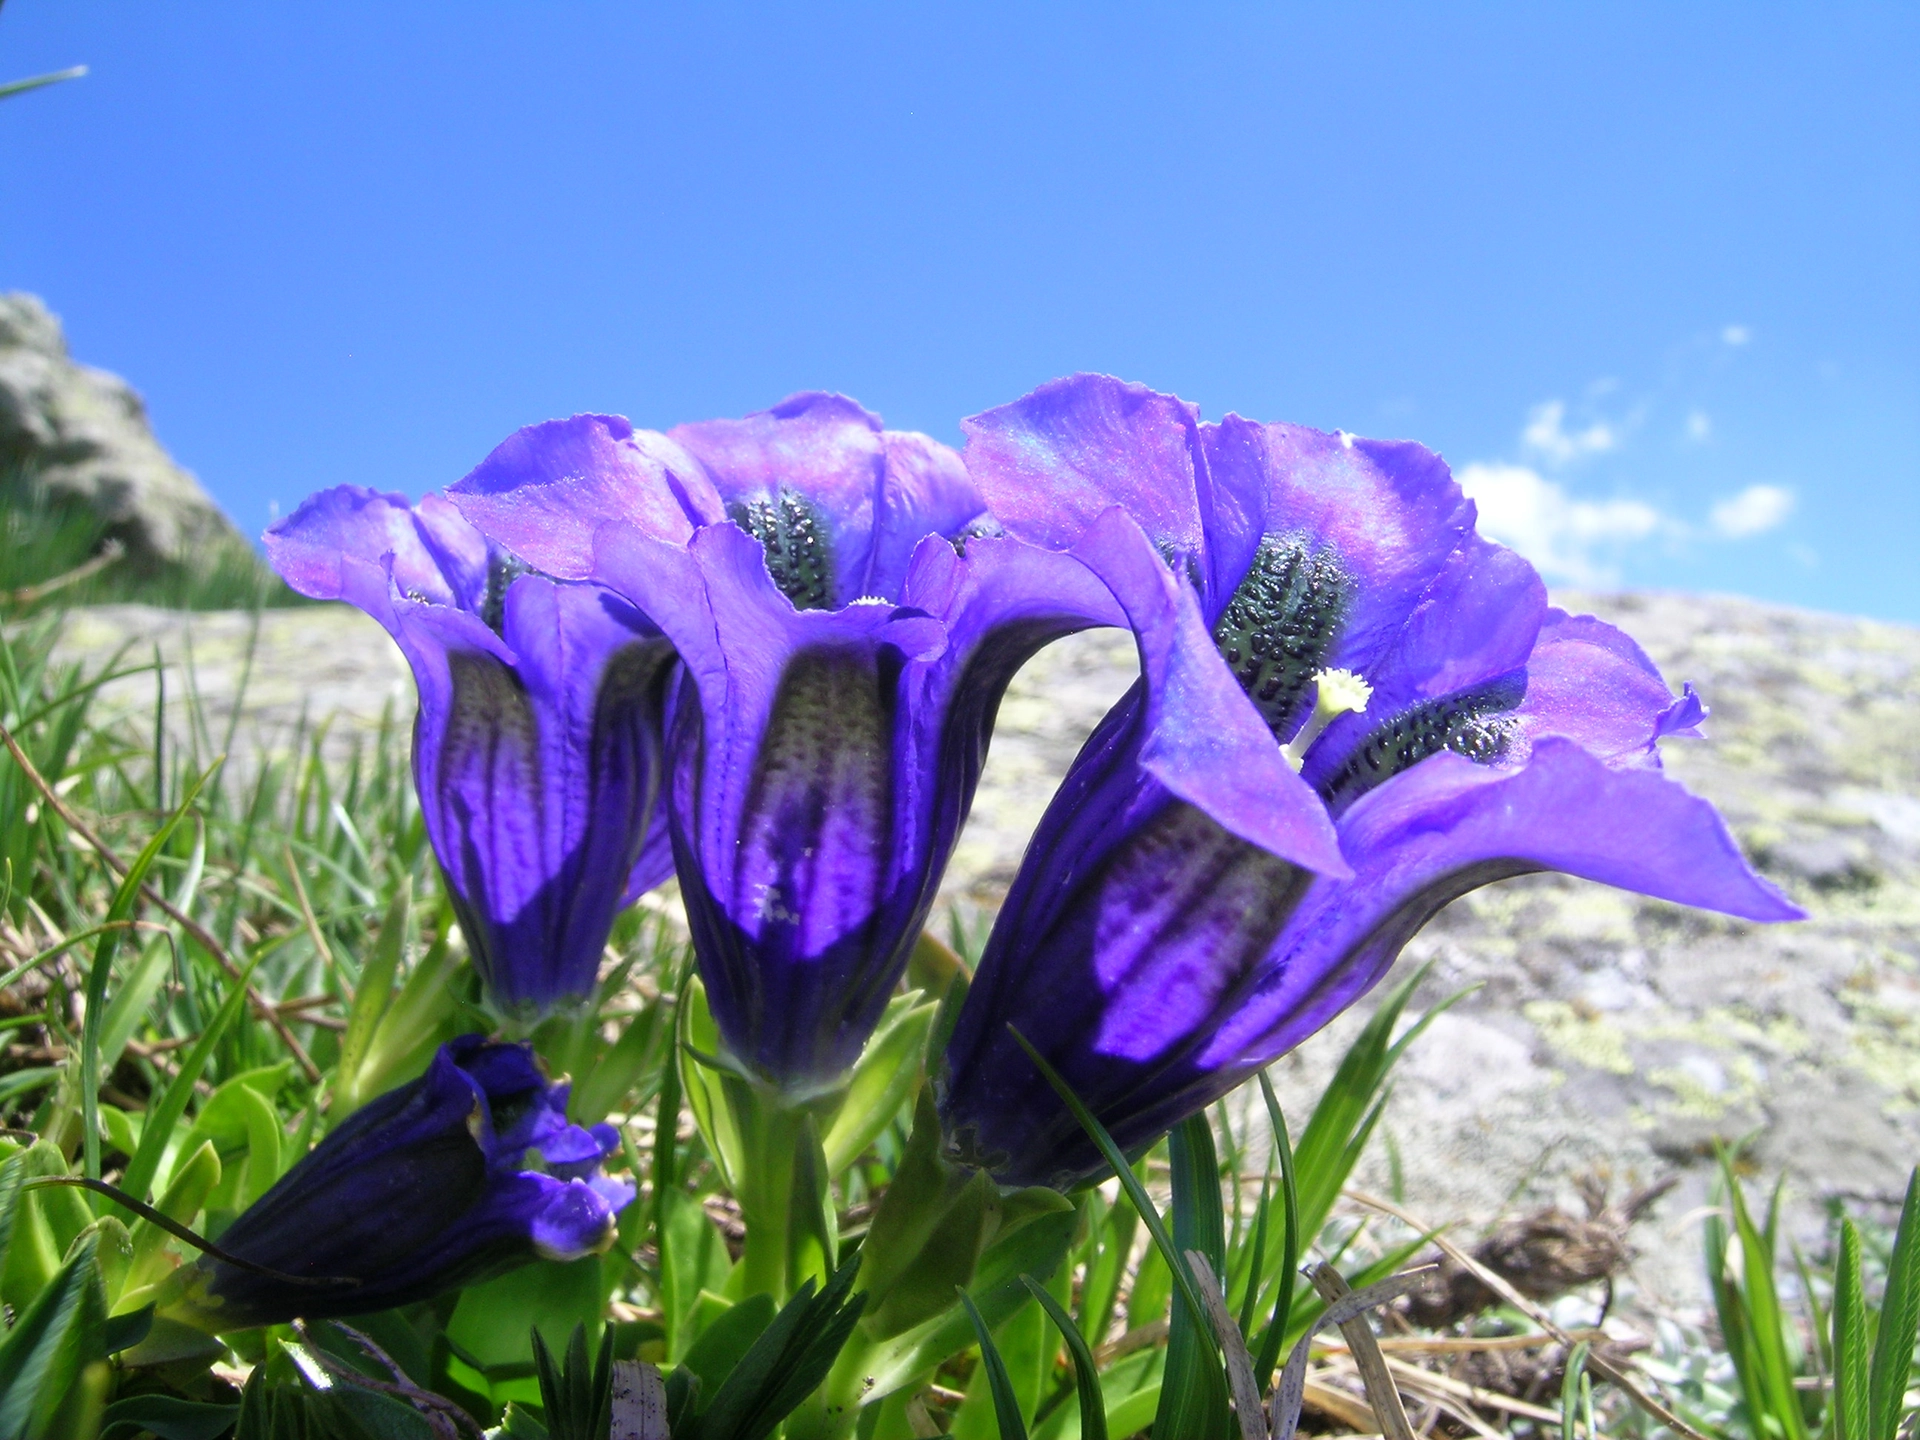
0 292 251 572
49 588 1920 1313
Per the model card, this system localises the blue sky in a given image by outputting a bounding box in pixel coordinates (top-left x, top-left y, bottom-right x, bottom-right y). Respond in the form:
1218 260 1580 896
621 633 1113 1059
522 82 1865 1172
4 4 1916 618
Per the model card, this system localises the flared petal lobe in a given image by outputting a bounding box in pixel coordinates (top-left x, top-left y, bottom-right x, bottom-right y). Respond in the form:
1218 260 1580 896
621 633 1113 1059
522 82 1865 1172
940 377 1798 1189
171 1038 630 1329
265 434 680 1012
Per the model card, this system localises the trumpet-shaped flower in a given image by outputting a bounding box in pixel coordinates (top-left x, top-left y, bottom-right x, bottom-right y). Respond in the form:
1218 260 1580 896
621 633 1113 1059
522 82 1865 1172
939 376 1800 1190
168 1037 631 1328
449 398 1313 1092
265 480 677 1013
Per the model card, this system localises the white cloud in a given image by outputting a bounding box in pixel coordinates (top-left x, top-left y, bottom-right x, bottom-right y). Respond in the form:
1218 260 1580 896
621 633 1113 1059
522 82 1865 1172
1709 484 1795 538
1456 463 1666 586
1721 324 1752 346
1521 400 1616 465
1686 409 1712 441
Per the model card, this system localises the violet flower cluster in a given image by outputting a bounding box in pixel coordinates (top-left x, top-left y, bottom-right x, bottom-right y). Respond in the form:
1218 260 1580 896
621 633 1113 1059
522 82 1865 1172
255 374 1796 1298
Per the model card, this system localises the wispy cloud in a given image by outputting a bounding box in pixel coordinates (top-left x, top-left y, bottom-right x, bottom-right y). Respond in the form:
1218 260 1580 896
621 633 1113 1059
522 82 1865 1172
1521 400 1616 465
1456 463 1667 585
1721 323 1752 346
1457 463 1799 585
1709 483 1794 538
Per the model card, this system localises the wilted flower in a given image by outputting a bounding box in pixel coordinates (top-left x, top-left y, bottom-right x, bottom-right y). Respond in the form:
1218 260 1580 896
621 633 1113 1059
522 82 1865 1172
450 397 1283 1092
939 375 1800 1189
166 1037 631 1328
265 476 677 1013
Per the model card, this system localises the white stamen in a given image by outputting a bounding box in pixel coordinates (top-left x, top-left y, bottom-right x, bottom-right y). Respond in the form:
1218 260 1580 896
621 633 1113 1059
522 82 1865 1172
1283 668 1372 770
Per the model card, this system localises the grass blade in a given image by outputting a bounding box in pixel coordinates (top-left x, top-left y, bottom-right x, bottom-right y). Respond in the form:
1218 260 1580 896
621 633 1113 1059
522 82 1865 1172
1869 1166 1920 1440
959 1286 1028 1440
119 949 263 1203
1831 1219 1868 1440
1008 1026 1213 1342
1154 1114 1230 1440
1021 1276 1106 1440
82 761 216 1180
1251 1071 1302 1394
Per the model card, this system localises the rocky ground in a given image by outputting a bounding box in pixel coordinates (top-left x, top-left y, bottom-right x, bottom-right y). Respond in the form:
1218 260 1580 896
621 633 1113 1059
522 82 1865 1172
47 589 1920 1314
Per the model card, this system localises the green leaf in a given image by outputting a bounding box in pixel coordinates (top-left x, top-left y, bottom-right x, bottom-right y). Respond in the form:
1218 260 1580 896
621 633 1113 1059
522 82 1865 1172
0 1228 106 1439
1870 1165 1920 1440
1289 964 1466 1245
532 1323 616 1440
678 977 745 1191
1831 1219 1869 1440
1251 1071 1303 1394
102 1302 154 1354
120 951 263 1204
1008 1027 1212 1342
572 992 667 1127
82 763 216 1181
123 1138 220 1300
1023 1276 1106 1440
1720 1153 1806 1440
0 1148 25 1282
100 1393 239 1440
1076 1186 1135 1352
692 1256 867 1440
822 993 935 1174
1152 1114 1229 1440
787 1112 837 1294
959 1287 1029 1440
661 1189 737 1361
682 1293 777 1401
334 876 410 1119
96 933 176 1076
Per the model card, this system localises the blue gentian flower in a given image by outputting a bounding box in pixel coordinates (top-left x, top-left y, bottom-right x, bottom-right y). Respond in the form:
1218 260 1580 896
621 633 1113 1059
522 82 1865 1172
265 464 678 1014
168 1037 632 1328
938 375 1802 1190
449 397 1305 1092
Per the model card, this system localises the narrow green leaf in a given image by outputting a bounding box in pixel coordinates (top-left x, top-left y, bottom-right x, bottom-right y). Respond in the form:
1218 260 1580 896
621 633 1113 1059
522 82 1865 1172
0 1228 106 1438
0 1149 25 1283
1236 1171 1272 1340
1831 1219 1868 1440
335 876 410 1116
83 762 216 1180
1154 1114 1230 1440
1022 1276 1107 1440
119 951 261 1204
1008 1026 1212 1341
822 995 935 1174
1251 1070 1301 1394
1560 1340 1590 1440
99 1392 238 1440
1869 1166 1920 1440
959 1287 1029 1440
787 1112 837 1293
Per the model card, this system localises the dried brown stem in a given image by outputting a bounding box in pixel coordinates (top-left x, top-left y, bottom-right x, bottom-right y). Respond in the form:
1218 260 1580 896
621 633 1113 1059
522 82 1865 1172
0 723 321 1082
1344 1187 1710 1440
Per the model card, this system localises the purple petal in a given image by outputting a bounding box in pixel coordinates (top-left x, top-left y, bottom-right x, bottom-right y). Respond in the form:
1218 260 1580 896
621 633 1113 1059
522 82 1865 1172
1215 421 1479 683
1068 508 1347 875
528 1177 619 1261
449 414 723 579
672 393 984 605
963 374 1210 559
1653 681 1709 743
